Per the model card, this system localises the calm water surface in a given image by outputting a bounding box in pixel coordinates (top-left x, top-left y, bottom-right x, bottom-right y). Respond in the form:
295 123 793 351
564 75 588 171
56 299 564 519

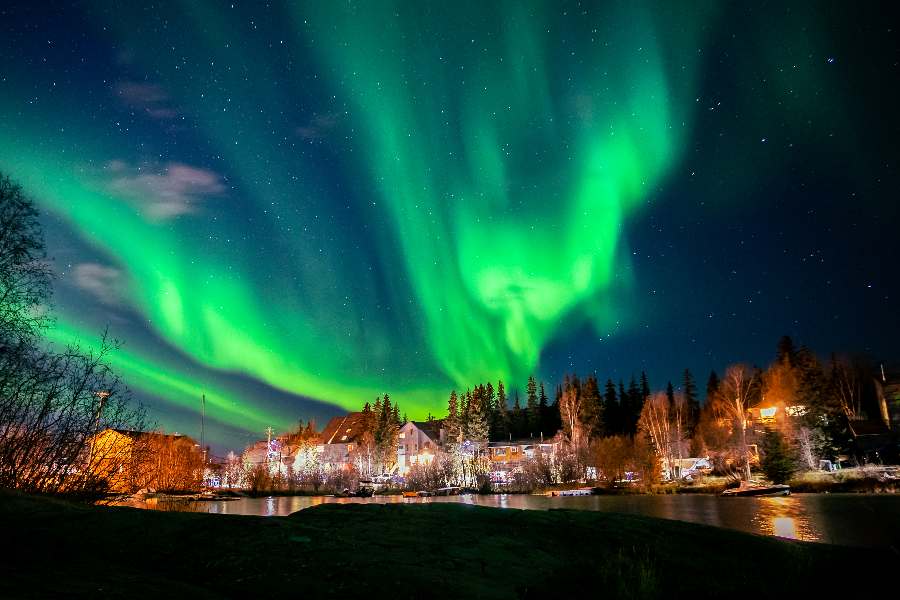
131 493 900 548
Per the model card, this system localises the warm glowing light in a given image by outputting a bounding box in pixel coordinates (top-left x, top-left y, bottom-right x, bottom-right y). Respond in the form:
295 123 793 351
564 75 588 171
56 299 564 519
772 517 797 539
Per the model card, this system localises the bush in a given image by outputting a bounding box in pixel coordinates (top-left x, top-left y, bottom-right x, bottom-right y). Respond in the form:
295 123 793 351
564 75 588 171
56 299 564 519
760 429 797 484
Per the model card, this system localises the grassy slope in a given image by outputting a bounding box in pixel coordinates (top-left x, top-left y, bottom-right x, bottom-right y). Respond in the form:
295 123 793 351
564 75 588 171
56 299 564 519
0 492 884 599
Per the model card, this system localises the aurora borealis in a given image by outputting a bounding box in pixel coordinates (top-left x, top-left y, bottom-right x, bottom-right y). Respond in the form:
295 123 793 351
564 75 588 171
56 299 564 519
2 2 898 451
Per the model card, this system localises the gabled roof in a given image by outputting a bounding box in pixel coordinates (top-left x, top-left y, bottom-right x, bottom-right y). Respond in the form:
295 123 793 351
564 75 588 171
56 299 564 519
407 420 443 443
320 412 369 445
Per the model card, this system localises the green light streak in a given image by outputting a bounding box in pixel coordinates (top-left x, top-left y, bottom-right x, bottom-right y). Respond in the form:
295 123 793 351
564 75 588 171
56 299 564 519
0 1 712 435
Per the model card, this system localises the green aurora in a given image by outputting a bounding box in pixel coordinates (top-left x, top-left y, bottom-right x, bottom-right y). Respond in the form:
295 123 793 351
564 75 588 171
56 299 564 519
3 1 718 443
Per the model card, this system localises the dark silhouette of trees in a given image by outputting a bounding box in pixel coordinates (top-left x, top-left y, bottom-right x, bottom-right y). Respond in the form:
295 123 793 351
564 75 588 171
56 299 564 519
0 172 145 496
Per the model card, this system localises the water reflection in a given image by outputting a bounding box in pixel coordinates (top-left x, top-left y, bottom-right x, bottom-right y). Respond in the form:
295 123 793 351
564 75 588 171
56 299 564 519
751 496 819 542
117 493 900 547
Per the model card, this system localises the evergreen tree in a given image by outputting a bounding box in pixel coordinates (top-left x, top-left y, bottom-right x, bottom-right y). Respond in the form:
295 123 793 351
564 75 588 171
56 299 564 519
491 381 509 441
538 382 550 436
546 384 562 437
625 376 641 436
706 371 720 405
461 389 473 439
760 428 797 484
467 385 490 442
512 391 526 439
666 381 675 406
776 335 797 366
579 375 603 440
603 379 619 434
446 390 461 443
640 371 651 402
362 401 375 434
526 375 540 436
683 369 699 435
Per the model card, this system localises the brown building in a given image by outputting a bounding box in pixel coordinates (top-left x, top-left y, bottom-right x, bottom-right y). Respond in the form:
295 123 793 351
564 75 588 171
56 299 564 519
87 428 202 493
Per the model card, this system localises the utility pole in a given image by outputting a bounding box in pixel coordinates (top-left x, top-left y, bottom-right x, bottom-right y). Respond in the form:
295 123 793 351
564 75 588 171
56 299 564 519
200 394 206 465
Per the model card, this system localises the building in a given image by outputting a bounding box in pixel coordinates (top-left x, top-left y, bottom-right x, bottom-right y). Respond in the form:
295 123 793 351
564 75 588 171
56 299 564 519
319 412 370 471
241 428 323 479
486 437 559 469
397 420 445 474
87 428 201 493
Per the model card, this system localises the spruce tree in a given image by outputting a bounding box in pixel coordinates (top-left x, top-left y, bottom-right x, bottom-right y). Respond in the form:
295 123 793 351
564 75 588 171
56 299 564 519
512 391 526 439
467 386 490 443
538 382 549 436
493 381 509 441
526 375 540 436
776 335 797 366
761 428 796 484
706 371 720 405
640 372 651 402
461 389 473 440
603 379 619 434
626 376 641 436
446 390 461 443
579 375 603 440
683 369 699 435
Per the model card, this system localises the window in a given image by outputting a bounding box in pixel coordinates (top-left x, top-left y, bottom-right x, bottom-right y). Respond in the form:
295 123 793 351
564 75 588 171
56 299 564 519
341 435 347 441
399 433 405 439
347 444 354 452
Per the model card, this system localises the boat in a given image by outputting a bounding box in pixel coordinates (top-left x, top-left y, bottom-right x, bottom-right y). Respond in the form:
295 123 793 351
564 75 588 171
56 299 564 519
550 488 594 497
402 491 419 498
434 486 461 496
721 483 790 497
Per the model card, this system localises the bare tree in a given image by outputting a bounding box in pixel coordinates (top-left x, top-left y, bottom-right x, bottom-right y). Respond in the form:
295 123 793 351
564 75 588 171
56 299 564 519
716 364 760 482
559 376 583 450
831 358 864 421
1 172 145 496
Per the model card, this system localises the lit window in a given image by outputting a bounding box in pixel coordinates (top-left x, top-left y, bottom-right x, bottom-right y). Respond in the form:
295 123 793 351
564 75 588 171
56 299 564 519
399 433 405 439
347 444 354 451
341 435 347 441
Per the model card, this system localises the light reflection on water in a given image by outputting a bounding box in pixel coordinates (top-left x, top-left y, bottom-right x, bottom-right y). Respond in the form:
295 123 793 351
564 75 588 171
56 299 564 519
120 493 900 548
750 496 818 542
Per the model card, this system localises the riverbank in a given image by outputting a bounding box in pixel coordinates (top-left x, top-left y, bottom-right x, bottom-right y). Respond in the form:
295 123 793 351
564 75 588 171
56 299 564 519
1 491 888 599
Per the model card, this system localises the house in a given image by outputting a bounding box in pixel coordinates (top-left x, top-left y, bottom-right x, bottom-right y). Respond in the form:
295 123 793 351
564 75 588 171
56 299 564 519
397 420 445 474
87 428 201 493
747 403 808 430
486 437 559 469
319 412 370 471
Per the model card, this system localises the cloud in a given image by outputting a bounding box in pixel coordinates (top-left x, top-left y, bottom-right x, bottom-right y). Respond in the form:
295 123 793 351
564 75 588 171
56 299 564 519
105 161 227 220
73 262 124 305
114 81 179 119
296 112 342 140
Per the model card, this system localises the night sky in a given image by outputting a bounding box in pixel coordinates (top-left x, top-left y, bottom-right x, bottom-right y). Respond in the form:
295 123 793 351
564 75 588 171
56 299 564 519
1 1 898 452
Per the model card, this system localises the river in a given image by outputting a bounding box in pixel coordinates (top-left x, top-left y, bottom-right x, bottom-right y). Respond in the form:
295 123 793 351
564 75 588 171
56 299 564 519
127 493 900 548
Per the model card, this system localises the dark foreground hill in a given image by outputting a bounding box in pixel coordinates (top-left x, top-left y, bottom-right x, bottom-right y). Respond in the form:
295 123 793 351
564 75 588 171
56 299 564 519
0 491 886 599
